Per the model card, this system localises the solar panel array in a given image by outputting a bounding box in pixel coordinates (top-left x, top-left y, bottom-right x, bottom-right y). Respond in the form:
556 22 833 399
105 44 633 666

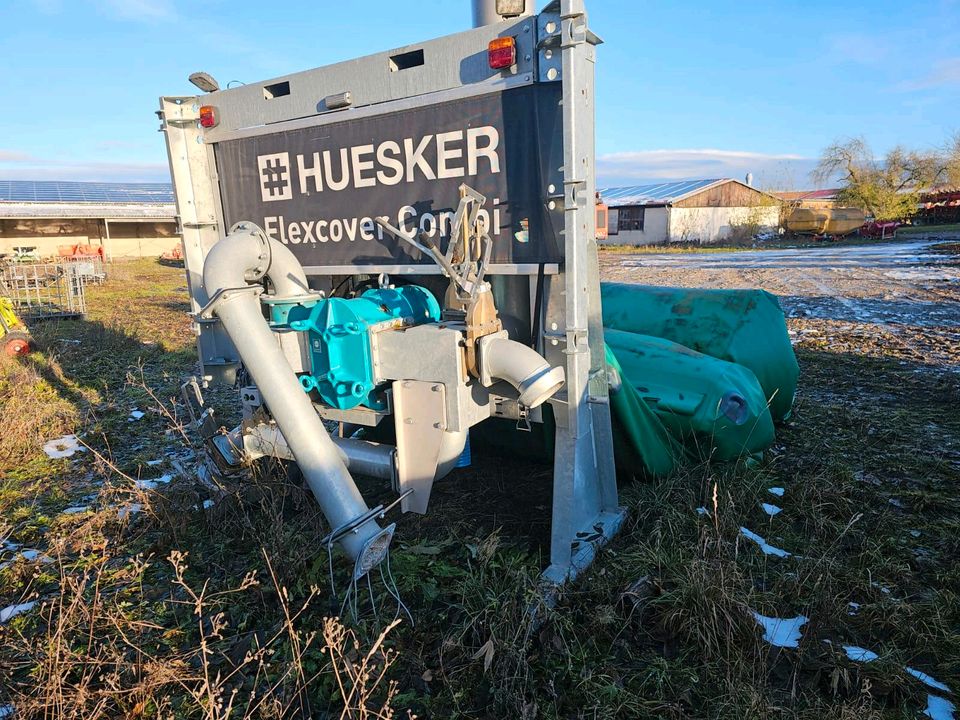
599 179 722 207
0 180 174 204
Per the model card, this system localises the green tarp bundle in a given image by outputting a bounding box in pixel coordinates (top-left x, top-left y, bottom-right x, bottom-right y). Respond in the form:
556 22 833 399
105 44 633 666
606 331 775 463
600 283 799 422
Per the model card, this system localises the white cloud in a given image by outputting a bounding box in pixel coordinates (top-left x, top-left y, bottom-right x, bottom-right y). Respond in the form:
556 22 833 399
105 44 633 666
0 159 169 182
898 57 960 91
96 0 177 22
597 148 817 190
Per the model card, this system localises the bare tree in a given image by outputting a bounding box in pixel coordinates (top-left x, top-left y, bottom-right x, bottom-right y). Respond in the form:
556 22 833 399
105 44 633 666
814 137 947 220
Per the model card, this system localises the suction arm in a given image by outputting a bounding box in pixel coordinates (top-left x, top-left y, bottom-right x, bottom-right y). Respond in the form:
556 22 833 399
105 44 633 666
202 223 391 567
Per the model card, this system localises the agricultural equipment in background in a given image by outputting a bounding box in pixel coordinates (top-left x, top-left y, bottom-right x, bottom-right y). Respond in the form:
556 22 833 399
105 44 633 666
162 0 622 587
0 261 88 320
0 296 32 357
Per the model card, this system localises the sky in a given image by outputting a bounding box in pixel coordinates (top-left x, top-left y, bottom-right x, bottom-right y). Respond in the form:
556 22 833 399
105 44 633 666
0 0 958 190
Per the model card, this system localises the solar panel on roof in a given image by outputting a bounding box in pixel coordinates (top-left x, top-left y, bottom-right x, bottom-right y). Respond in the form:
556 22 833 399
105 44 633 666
0 180 174 204
599 179 723 206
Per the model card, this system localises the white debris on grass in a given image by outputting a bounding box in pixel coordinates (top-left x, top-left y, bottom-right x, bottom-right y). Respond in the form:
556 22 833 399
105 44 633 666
61 506 90 515
768 487 785 497
696 506 709 515
128 409 146 421
925 695 956 720
1 601 36 623
761 502 782 517
42 434 85 459
847 602 861 616
752 612 807 648
906 666 952 693
843 645 879 662
740 527 791 557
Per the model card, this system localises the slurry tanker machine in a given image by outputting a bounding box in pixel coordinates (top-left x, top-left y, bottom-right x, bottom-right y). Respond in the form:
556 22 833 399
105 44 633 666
161 0 624 588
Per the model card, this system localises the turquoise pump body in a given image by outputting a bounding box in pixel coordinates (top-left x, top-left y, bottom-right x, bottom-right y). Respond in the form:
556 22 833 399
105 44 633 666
269 285 441 410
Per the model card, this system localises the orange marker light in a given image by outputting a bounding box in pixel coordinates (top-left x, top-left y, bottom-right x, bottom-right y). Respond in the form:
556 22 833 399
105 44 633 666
488 37 517 70
199 105 218 128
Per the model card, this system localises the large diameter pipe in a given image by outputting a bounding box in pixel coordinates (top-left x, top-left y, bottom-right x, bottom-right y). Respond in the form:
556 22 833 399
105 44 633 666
471 0 534 27
481 337 565 408
203 227 383 561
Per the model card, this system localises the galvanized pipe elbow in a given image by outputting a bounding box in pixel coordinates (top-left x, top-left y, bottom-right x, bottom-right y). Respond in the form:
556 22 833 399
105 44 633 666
479 335 565 409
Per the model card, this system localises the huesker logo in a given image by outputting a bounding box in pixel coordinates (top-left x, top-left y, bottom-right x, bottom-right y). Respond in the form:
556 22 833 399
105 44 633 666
257 153 293 202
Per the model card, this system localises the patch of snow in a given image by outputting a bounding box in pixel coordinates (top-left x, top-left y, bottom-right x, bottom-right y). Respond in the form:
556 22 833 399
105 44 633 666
696 506 709 515
884 268 960 282
906 667 952 693
134 474 173 491
0 704 14 719
117 503 143 521
910 529 922 538
752 612 807 648
202 499 215 510
1 601 36 623
42 434 85 459
768 487 785 497
740 527 791 557
925 695 956 720
61 506 90 515
128 409 146 421
146 459 163 467
847 602 861 616
843 645 879 662
761 502 782 517
19 549 52 564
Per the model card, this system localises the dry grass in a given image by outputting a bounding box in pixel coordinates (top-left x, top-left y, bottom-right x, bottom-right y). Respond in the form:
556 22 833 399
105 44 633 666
2 257 958 718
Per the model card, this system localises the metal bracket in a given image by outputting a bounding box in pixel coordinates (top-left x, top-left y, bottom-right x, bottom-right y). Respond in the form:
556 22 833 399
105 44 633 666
196 285 263 320
393 380 447 515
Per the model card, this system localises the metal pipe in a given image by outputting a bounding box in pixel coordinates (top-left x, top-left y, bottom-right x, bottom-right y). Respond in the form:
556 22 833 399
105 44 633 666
244 422 397 482
481 336 565 408
471 0 534 27
202 225 385 562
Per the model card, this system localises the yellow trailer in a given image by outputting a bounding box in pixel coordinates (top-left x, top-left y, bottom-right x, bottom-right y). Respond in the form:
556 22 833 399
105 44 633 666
786 207 864 236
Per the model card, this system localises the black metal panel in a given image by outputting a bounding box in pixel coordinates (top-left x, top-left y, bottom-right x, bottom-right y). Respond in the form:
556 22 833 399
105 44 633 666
215 84 564 267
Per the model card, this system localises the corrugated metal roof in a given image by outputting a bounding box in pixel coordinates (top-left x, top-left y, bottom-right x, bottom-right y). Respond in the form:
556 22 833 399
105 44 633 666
598 179 725 207
0 180 174 204
0 202 175 220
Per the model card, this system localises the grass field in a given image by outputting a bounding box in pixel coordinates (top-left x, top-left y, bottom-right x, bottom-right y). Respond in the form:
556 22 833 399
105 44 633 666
1 259 957 718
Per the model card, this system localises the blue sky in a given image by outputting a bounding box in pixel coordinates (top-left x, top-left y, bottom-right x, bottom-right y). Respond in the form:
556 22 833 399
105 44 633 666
1 0 957 189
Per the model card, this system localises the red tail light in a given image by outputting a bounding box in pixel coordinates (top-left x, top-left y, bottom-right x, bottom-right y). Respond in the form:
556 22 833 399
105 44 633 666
488 37 517 70
199 105 218 128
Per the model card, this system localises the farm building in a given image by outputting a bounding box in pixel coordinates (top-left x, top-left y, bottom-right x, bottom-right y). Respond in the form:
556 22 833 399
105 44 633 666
0 180 178 259
599 178 780 245
773 188 841 210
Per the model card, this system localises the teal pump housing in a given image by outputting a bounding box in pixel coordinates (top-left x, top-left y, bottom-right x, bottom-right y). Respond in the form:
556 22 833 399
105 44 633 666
268 285 441 411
